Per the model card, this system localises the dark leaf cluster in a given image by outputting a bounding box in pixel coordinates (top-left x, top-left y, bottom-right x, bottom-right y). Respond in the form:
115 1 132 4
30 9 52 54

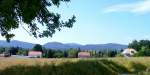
0 0 76 42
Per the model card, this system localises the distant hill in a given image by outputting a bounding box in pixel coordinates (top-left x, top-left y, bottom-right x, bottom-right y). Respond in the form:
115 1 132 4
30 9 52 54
80 43 127 50
44 42 82 49
0 40 34 49
0 40 127 50
44 42 127 50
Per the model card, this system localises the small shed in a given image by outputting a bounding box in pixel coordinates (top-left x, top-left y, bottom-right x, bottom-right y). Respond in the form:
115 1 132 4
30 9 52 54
78 52 91 58
122 48 137 57
28 51 42 58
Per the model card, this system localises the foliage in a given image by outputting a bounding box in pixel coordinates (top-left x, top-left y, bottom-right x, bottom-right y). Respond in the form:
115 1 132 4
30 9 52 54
138 68 150 75
53 51 64 58
43 49 67 58
64 50 68 57
134 46 150 56
0 47 5 54
0 46 121 58
129 40 150 51
115 54 124 57
33 44 43 52
43 49 55 58
0 0 76 42
9 47 19 55
42 48 119 58
128 40 140 51
17 49 28 56
67 48 79 58
94 49 118 57
129 40 150 56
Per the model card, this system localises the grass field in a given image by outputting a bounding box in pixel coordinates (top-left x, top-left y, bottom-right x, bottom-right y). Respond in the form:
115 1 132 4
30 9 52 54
0 57 150 75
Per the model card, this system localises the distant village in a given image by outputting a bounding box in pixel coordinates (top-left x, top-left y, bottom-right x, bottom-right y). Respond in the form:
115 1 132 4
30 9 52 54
0 43 138 58
1 40 150 58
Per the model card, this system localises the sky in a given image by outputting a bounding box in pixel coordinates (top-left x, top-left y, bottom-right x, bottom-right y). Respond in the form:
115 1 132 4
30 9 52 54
1 0 150 45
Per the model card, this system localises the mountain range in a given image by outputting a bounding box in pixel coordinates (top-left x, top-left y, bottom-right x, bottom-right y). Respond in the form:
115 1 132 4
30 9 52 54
0 40 127 50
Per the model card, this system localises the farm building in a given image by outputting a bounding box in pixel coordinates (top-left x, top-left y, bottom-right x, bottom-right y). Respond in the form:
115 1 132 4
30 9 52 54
0 52 11 57
28 51 42 58
122 48 137 57
78 52 91 58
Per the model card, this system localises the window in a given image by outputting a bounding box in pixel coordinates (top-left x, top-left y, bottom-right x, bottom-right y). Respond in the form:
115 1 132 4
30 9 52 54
131 51 135 54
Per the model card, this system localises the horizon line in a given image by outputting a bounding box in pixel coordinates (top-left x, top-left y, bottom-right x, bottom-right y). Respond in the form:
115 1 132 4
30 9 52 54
0 40 128 45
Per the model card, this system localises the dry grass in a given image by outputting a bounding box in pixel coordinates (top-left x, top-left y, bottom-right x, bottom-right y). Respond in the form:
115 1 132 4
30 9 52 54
110 57 150 72
0 57 150 70
0 57 81 70
0 58 118 75
0 57 150 75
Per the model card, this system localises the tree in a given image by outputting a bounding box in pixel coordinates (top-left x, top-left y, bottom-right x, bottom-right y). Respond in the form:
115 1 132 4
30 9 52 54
64 50 68 57
17 49 28 56
9 47 19 55
0 47 5 54
67 48 78 58
0 0 76 42
53 50 64 58
43 49 55 58
129 40 150 56
110 50 117 57
129 40 150 51
33 44 43 52
128 40 140 51
135 46 150 56
139 40 150 49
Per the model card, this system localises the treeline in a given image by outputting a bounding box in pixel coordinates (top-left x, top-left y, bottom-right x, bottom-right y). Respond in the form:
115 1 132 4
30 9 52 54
129 40 150 56
0 47 28 56
0 44 121 58
42 48 120 58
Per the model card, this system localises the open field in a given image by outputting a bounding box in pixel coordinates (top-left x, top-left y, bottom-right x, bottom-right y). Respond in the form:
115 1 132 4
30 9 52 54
0 57 150 75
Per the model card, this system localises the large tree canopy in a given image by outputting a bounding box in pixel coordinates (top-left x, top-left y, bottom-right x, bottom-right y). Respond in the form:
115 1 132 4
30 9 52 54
128 40 150 51
33 44 43 52
0 0 76 42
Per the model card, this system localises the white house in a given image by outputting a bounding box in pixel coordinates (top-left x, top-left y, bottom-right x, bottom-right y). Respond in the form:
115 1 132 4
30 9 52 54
122 48 137 57
78 52 91 58
28 51 42 58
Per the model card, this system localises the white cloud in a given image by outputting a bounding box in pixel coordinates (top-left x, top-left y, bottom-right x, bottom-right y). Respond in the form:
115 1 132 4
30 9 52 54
104 0 150 14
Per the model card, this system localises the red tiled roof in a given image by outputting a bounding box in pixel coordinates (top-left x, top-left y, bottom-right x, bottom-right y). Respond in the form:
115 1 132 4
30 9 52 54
78 52 90 58
28 51 42 56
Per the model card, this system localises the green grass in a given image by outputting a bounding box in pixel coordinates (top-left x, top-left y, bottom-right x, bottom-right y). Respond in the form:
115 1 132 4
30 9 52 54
0 57 150 75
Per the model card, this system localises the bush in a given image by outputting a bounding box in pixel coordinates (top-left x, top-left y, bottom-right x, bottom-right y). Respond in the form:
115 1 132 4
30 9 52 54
116 54 124 57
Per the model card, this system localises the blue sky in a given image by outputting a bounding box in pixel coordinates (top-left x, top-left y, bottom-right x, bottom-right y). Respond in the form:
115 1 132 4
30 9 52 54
1 0 150 45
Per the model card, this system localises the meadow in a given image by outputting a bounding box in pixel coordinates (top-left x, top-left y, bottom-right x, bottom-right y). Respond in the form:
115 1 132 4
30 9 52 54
0 57 150 75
